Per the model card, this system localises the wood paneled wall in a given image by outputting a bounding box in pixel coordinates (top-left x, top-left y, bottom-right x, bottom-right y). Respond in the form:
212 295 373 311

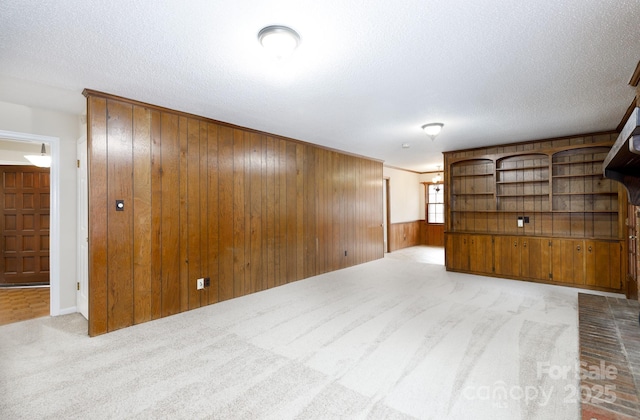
389 221 422 251
423 223 445 246
85 91 384 336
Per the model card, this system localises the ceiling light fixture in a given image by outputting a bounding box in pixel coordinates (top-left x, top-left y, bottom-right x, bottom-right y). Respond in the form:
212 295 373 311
421 123 444 140
258 25 300 59
24 143 51 168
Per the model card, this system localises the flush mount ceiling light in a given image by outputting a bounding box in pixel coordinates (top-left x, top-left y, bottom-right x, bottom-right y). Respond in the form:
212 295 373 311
258 25 300 59
421 123 444 140
24 143 51 168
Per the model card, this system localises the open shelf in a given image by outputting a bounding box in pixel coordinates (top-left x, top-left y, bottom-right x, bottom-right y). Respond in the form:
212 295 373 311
451 173 494 178
552 174 606 179
552 192 617 196
496 180 549 185
496 164 548 171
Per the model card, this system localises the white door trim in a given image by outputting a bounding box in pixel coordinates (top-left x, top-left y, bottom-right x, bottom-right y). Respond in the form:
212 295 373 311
0 129 62 316
76 136 88 319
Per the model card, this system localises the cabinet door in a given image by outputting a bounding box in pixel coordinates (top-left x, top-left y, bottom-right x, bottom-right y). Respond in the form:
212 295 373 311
469 234 493 274
551 239 585 285
585 240 622 290
446 233 469 271
494 236 520 277
522 237 551 281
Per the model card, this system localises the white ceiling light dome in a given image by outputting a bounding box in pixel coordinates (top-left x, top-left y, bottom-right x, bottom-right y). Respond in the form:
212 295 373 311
421 123 444 140
258 25 301 59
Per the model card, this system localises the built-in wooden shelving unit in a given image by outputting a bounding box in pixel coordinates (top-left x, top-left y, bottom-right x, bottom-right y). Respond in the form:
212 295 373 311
445 133 627 293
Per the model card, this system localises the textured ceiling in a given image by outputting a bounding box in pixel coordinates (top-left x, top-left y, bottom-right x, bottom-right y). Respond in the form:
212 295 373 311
1 0 639 172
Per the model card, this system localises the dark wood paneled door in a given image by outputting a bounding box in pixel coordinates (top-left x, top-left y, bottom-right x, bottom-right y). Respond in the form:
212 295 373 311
0 166 50 285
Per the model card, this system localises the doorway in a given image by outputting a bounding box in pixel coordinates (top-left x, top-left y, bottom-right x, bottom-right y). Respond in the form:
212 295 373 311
0 130 60 316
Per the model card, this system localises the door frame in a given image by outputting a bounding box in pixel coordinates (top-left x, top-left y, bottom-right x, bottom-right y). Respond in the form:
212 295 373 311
77 136 88 319
0 129 60 316
384 177 391 253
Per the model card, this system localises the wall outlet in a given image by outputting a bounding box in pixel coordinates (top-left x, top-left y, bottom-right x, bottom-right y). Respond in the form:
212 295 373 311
196 278 205 290
517 217 524 228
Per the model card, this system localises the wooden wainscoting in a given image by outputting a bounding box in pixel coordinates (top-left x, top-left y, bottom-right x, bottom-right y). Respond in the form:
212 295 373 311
389 221 445 252
422 223 444 246
85 90 385 336
389 221 421 252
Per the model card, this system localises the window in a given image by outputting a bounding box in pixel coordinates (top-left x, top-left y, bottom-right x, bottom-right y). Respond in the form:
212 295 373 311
427 183 444 224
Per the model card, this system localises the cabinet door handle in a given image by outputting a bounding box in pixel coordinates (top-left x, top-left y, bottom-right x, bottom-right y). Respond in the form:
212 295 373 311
514 241 518 247
588 246 592 252
523 241 527 248
577 245 581 251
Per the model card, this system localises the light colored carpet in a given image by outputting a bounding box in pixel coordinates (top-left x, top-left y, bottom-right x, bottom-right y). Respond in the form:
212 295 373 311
0 247 609 419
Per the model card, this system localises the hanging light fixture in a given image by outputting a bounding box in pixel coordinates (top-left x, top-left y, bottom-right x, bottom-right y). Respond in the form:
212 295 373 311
432 165 442 183
422 123 444 140
24 143 51 168
258 25 301 59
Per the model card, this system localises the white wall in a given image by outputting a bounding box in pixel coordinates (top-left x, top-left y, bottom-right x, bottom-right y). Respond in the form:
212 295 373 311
0 100 81 314
383 166 422 223
0 139 44 164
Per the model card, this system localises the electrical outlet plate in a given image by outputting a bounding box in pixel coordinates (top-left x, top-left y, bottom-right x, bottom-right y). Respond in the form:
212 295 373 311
196 278 205 290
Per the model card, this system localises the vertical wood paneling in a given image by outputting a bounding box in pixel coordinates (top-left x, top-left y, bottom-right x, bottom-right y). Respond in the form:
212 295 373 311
86 92 384 335
105 100 134 332
200 122 210 304
243 132 252 294
276 139 287 287
150 109 163 320
266 136 276 289
187 118 201 309
160 113 181 317
233 129 246 297
179 117 189 312
88 96 108 336
296 144 304 280
132 105 152 324
217 126 234 301
286 143 297 283
261 136 268 291
206 123 219 305
250 132 262 294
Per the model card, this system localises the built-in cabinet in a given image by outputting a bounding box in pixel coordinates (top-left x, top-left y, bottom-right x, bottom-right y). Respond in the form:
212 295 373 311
445 134 627 293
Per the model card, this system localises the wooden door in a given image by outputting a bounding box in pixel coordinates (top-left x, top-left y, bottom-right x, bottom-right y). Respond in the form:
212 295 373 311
522 237 551 281
585 240 623 291
551 238 585 285
0 166 50 285
469 234 493 274
494 235 520 278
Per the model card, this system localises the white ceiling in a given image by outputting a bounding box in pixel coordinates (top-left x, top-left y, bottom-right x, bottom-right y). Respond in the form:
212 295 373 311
1 0 639 172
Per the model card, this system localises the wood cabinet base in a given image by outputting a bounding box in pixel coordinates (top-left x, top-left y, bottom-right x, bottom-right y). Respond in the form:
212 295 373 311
445 233 625 294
